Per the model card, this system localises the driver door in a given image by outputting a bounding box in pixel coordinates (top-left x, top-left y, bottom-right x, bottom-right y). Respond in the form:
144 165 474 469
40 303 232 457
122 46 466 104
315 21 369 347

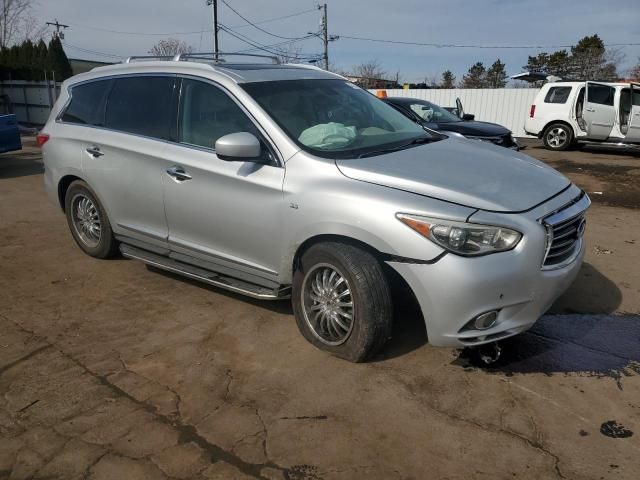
624 83 640 143
161 78 285 286
583 82 616 139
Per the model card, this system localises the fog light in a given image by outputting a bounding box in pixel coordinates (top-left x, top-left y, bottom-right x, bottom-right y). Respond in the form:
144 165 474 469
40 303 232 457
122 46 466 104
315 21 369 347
474 311 498 330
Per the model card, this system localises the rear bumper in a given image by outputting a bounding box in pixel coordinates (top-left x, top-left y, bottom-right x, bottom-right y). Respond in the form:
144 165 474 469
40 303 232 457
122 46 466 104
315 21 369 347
388 238 584 347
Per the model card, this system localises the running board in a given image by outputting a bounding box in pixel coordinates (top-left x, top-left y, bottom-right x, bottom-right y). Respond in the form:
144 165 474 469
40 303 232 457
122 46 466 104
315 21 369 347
120 244 290 300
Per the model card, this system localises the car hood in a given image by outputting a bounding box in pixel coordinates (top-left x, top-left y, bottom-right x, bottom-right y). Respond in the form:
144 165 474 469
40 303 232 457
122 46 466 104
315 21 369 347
426 120 510 136
335 137 570 212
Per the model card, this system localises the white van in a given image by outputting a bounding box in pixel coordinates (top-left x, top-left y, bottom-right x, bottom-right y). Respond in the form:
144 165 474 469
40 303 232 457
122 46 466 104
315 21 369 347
524 81 640 150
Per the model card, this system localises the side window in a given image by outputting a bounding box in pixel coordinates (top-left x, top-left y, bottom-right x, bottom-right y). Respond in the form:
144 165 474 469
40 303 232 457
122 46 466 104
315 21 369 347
587 84 615 106
60 80 112 125
544 86 572 104
105 76 175 140
178 79 262 150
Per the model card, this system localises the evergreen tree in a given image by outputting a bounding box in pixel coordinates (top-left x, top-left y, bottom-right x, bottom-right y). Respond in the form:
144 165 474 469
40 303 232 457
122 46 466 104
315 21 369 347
35 39 48 80
485 59 507 88
461 62 486 88
522 35 618 81
46 36 72 81
441 70 456 89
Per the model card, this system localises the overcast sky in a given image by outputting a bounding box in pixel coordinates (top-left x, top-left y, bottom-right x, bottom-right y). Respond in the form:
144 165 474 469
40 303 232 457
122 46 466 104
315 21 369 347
38 0 640 82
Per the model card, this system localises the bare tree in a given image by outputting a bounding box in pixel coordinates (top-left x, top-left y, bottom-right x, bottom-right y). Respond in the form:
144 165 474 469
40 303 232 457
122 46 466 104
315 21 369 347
148 38 193 57
629 58 640 82
1 0 42 48
274 44 303 64
351 60 386 88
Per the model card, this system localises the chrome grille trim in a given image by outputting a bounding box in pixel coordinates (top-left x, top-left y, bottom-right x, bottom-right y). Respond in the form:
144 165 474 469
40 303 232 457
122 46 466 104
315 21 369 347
540 193 591 270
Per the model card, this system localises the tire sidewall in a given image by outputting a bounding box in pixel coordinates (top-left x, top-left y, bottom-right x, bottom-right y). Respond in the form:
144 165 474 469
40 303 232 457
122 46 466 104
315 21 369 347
543 123 573 151
292 244 391 362
64 180 116 258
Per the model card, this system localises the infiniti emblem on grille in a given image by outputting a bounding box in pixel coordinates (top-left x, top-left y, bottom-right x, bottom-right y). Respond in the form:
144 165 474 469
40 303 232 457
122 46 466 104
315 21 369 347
577 218 587 238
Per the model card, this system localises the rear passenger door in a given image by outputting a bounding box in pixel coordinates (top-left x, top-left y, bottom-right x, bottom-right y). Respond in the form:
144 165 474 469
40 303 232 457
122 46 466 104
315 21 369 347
161 78 285 287
74 75 177 250
583 82 616 140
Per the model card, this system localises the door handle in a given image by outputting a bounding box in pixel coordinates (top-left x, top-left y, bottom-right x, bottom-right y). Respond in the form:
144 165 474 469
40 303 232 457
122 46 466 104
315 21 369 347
585 107 596 113
85 146 104 157
166 166 192 181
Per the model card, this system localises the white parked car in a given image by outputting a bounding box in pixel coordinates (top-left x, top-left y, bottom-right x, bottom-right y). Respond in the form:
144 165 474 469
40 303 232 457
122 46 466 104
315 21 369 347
524 81 640 150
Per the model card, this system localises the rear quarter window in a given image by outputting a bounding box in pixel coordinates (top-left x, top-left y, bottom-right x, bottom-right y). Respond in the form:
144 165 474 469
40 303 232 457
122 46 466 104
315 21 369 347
60 80 112 125
544 86 572 104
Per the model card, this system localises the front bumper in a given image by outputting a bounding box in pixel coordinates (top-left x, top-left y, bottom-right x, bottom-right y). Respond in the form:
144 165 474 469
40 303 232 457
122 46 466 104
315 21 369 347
388 241 584 347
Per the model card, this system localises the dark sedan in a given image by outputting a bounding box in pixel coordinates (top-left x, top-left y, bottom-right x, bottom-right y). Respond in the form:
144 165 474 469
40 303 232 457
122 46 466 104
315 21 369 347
383 97 519 150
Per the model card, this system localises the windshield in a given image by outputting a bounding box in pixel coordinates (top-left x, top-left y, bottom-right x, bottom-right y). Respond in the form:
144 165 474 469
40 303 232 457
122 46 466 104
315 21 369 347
408 100 462 124
241 79 438 159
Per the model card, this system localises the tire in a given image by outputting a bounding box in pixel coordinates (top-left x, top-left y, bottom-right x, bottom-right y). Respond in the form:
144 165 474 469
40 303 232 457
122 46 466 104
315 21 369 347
292 241 393 362
64 180 118 259
542 123 573 151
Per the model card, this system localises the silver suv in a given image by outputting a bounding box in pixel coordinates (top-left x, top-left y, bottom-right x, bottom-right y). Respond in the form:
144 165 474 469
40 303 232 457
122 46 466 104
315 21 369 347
41 54 589 362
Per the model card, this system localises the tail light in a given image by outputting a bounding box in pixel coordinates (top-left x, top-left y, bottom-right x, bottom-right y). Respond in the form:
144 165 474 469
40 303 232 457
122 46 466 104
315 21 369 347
529 104 536 118
36 133 50 146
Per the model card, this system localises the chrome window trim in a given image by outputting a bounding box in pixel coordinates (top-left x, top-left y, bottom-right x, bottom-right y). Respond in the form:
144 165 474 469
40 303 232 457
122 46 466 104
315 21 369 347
55 72 284 168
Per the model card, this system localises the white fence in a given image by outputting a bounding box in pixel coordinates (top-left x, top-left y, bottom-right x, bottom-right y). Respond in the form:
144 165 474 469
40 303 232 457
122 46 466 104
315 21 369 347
0 80 61 126
377 88 540 137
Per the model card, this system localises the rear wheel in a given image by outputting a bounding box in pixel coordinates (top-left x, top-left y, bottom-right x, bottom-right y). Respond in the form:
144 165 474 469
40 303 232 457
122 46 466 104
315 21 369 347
542 123 573 151
292 242 393 362
64 180 118 258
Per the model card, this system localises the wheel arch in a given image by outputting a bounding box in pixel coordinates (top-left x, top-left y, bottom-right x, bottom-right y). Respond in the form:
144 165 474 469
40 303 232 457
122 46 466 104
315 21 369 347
57 174 83 212
541 120 575 139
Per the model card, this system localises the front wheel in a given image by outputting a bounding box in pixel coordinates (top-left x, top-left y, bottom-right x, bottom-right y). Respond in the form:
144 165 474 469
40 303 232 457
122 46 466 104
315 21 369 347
542 123 573 151
292 242 393 362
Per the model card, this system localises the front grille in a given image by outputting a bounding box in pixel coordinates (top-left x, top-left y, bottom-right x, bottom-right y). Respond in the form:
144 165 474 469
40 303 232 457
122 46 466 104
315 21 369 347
541 194 590 269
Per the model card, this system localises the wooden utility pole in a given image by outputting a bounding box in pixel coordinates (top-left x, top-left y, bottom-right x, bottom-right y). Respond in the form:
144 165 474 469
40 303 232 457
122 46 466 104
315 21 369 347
206 0 219 59
45 19 69 39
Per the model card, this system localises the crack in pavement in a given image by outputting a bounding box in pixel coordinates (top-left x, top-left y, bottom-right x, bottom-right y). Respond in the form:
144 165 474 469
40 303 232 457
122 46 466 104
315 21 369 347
0 344 52 376
381 369 567 480
5 319 306 480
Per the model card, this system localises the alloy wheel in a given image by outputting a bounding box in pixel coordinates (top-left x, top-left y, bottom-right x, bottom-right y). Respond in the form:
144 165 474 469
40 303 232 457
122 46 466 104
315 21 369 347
301 263 355 346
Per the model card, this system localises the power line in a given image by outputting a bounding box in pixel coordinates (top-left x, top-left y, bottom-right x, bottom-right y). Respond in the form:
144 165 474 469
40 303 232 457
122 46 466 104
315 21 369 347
338 34 640 50
219 0 310 40
61 42 124 59
227 8 317 29
220 25 321 60
62 7 318 38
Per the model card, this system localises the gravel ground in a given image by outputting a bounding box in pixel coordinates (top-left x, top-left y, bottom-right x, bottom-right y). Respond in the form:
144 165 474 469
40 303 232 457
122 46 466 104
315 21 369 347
1 137 639 480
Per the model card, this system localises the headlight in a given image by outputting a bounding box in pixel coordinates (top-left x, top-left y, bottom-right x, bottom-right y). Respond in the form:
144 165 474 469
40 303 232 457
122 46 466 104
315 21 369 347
396 214 522 256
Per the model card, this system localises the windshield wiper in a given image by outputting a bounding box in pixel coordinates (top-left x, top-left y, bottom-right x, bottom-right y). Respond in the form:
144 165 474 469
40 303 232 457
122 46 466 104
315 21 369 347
357 136 434 158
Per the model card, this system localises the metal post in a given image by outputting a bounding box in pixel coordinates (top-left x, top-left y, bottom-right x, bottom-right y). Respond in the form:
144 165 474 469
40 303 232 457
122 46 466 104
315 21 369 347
213 0 219 60
322 4 328 70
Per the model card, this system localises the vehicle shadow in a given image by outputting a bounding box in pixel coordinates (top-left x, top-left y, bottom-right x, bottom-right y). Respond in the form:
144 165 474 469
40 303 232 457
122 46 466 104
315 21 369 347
147 260 629 373
548 262 622 314
0 150 44 179
518 138 640 157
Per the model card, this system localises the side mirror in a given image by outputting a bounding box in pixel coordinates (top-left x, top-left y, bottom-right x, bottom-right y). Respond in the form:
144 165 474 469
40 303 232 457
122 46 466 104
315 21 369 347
215 132 261 161
456 97 464 119
462 113 475 121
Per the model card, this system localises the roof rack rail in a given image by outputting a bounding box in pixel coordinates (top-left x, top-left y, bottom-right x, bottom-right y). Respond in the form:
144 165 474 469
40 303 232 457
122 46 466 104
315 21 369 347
123 55 174 63
172 52 280 64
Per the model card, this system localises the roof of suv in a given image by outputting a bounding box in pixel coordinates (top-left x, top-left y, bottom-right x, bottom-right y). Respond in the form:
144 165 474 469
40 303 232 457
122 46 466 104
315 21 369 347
85 60 342 84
